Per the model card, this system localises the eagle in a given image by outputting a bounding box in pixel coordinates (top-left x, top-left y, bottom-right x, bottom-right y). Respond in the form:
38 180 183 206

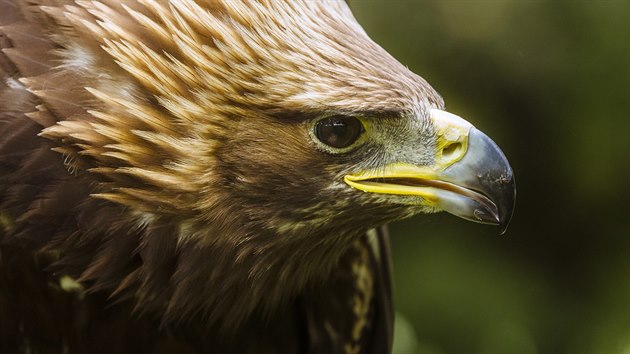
0 1 515 353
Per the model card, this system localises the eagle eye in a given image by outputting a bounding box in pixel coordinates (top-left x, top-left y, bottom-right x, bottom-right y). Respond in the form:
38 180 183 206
314 115 365 150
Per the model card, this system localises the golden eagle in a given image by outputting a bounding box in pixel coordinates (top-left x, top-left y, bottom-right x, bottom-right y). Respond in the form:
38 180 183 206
0 1 514 353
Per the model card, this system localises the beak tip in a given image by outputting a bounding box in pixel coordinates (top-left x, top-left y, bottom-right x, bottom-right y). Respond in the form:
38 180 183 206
497 184 516 235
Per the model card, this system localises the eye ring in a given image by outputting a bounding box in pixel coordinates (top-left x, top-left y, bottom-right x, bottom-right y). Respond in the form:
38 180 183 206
313 115 365 151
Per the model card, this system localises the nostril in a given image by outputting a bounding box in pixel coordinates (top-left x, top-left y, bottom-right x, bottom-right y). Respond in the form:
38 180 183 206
441 142 463 162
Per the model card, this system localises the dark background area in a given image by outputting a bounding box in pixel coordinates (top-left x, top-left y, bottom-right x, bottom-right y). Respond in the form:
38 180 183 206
351 1 630 354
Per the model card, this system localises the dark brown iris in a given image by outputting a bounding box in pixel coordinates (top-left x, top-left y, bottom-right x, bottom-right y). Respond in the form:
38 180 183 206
315 115 364 149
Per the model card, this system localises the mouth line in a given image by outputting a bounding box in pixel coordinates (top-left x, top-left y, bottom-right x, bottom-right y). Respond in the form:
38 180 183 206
353 176 500 223
357 177 479 199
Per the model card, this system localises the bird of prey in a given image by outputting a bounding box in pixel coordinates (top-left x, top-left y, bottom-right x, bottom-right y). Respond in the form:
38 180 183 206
0 1 515 353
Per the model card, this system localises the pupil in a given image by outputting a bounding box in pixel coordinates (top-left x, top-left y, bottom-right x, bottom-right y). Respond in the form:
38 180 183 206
332 119 347 138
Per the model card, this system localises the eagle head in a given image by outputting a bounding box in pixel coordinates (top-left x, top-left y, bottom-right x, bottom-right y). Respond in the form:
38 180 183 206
9 1 514 327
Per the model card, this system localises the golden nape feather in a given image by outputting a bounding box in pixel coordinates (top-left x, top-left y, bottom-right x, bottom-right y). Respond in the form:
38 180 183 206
0 1 514 353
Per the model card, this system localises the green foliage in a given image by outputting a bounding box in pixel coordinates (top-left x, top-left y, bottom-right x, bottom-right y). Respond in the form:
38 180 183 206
352 1 630 353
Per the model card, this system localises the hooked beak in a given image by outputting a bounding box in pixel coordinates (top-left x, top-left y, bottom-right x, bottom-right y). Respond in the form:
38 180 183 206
344 109 515 234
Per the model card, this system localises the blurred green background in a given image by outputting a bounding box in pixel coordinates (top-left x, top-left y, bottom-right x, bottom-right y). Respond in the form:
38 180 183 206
351 1 630 354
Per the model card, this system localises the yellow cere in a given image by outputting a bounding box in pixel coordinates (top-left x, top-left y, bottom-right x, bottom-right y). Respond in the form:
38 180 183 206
430 109 473 169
